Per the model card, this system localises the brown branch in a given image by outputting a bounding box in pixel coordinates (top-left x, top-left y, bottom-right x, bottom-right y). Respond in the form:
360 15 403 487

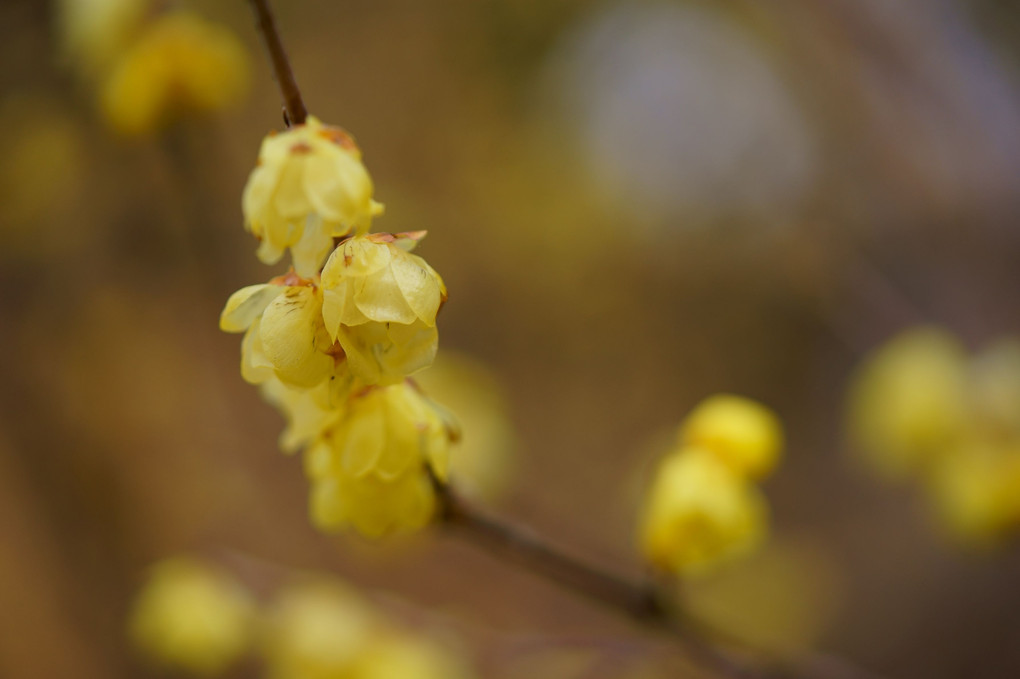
434 479 889 679
434 479 767 679
247 0 308 126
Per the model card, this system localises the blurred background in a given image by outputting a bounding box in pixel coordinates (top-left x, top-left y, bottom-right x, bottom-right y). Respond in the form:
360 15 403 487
2 0 1020 677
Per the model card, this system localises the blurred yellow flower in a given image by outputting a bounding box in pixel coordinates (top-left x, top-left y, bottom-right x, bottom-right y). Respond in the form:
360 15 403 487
262 579 380 679
355 634 474 679
306 382 454 537
847 327 969 480
129 557 256 675
639 448 768 577
680 394 783 480
969 338 1020 440
56 0 148 78
243 117 383 275
414 353 515 502
848 327 1020 545
321 233 446 384
100 11 249 136
925 443 1020 546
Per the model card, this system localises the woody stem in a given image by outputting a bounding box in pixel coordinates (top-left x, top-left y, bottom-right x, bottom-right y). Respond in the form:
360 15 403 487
247 0 308 126
433 478 766 679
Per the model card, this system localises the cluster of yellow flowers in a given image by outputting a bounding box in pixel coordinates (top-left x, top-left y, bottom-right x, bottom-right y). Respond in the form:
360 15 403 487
848 326 1020 545
639 395 784 577
130 556 474 678
222 116 457 538
56 0 249 135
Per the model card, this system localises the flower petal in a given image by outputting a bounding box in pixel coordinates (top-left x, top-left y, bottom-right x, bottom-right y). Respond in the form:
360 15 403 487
219 283 284 333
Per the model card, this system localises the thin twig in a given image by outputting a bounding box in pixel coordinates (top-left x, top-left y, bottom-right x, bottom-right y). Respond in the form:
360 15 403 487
434 479 765 679
434 479 889 679
247 0 308 126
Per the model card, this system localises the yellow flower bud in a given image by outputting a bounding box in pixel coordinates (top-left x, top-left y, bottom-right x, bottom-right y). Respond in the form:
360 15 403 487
242 117 383 275
924 443 1020 545
128 557 256 675
847 327 969 479
306 382 454 537
970 339 1020 439
680 394 783 480
100 11 250 136
262 579 379 679
639 448 768 577
56 0 148 78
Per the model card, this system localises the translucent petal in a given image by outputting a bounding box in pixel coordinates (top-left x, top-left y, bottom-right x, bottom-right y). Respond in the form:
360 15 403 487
390 252 443 325
256 233 286 266
321 237 391 284
290 216 334 277
240 318 275 385
272 160 312 218
241 162 281 232
219 283 283 333
259 287 333 388
304 151 373 225
353 264 417 325
338 394 387 478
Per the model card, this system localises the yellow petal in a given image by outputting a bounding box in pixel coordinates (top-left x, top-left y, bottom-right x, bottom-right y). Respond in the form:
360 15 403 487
303 150 373 226
259 287 333 388
390 252 443 326
240 318 275 384
353 263 418 325
290 215 334 277
219 283 283 333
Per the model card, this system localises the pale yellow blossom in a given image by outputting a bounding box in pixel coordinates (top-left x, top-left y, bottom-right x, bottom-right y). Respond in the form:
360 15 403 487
242 117 383 275
847 327 969 479
56 0 148 78
129 557 255 675
680 394 783 480
639 448 768 577
924 443 1020 545
319 233 446 383
100 11 249 136
306 382 454 537
354 634 474 679
262 579 380 679
220 274 347 391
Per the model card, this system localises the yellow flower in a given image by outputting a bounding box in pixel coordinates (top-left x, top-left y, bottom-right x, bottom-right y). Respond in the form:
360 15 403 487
100 11 250 136
924 443 1020 545
847 327 969 479
129 557 256 675
220 273 346 391
56 0 148 78
262 579 380 679
680 394 783 480
639 448 768 577
306 382 454 537
242 117 383 275
969 339 1020 440
320 233 447 383
354 634 475 679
